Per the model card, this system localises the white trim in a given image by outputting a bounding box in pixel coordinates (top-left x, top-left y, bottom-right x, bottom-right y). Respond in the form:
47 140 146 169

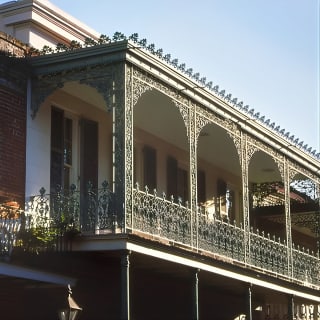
72 237 320 302
0 262 76 285
126 242 320 302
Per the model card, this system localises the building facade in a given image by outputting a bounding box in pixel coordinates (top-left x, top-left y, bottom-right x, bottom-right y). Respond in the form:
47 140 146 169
0 1 319 319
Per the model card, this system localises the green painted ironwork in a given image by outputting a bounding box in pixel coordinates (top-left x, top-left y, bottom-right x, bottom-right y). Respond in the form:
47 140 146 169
130 185 320 288
132 184 192 245
6 182 319 289
0 203 21 258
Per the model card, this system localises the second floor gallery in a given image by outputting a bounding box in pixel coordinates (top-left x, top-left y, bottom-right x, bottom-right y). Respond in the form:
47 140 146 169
0 40 311 284
0 37 319 320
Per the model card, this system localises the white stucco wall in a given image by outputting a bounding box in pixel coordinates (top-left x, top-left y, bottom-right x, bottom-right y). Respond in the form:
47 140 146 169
26 97 51 197
0 0 100 48
26 86 112 198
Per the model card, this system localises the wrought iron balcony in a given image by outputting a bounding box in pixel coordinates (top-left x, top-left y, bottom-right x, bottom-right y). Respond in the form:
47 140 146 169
131 184 320 289
0 202 22 259
1 181 319 289
0 181 117 255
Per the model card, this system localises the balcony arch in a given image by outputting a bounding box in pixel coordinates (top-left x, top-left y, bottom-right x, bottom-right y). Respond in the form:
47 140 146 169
248 150 285 241
197 123 242 224
30 62 115 119
289 173 319 253
133 89 189 203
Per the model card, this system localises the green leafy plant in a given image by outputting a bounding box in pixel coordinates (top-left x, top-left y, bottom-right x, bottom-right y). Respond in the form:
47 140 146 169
17 226 58 253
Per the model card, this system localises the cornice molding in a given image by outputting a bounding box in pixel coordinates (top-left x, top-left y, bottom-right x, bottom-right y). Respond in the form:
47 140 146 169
0 0 100 44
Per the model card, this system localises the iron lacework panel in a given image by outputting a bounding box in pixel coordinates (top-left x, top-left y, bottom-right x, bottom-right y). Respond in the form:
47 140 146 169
10 183 320 288
19 181 117 252
131 186 320 288
292 244 320 285
44 181 116 233
249 230 287 276
0 203 21 258
132 184 192 245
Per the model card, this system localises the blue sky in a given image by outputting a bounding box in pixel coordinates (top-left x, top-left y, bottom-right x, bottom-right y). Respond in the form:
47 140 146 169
49 0 319 151
5 0 320 151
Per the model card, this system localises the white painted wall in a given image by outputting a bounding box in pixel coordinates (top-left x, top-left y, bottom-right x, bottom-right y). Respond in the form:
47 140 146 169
26 96 51 197
26 86 112 198
0 0 100 48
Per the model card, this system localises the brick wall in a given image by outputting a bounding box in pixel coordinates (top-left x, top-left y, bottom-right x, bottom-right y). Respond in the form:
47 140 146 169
0 55 29 207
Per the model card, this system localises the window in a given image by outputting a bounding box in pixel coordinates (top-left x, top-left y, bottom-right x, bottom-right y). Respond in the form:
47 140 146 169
167 156 178 197
217 179 227 218
166 155 189 202
80 119 98 193
216 179 235 220
50 108 98 194
64 118 72 189
197 170 206 204
177 167 188 203
143 145 157 191
50 107 73 192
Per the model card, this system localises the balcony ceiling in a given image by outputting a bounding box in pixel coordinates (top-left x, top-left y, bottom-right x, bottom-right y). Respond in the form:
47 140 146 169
61 82 108 111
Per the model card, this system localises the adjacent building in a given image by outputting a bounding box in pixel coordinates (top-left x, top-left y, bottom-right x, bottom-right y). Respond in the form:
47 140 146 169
0 1 319 319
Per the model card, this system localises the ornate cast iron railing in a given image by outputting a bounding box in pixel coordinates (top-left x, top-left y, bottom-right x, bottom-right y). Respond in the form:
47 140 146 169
292 244 320 285
0 202 22 258
4 182 319 288
132 185 192 245
131 186 320 288
29 181 115 232
197 213 245 261
249 229 287 276
18 181 116 253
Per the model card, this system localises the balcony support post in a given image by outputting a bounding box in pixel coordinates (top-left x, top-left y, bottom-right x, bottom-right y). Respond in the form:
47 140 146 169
192 268 200 320
120 250 131 320
284 158 293 277
114 64 127 232
246 284 252 320
190 103 197 248
288 295 294 320
242 133 251 264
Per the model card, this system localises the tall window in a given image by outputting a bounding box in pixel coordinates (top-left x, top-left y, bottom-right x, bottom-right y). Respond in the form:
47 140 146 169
64 118 72 189
197 170 206 204
51 107 99 210
177 168 188 203
80 119 98 193
167 156 178 197
216 179 235 219
217 179 227 218
143 145 157 191
167 155 189 202
50 107 73 192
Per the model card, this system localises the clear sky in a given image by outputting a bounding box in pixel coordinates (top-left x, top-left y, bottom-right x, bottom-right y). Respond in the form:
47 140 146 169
5 0 320 151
